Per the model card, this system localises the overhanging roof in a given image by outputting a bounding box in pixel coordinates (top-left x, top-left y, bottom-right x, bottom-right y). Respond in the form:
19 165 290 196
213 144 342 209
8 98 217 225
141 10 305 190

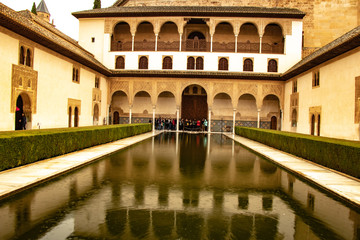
73 6 305 19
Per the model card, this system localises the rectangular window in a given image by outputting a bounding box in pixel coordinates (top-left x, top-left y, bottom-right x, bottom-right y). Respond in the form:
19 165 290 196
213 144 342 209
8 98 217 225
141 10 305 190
95 77 100 88
72 66 80 83
293 80 298 93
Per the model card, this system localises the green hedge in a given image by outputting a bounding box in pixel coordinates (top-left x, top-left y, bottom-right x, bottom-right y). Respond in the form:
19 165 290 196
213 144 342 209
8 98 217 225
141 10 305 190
0 124 151 171
235 127 360 178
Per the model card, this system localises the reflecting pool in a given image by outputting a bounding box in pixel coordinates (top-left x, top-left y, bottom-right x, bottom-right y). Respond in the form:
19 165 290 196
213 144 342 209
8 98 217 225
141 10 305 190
0 133 359 240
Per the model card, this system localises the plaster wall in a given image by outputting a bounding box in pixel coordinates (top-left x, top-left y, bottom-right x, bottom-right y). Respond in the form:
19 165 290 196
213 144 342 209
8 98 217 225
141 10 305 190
283 48 360 140
0 29 18 131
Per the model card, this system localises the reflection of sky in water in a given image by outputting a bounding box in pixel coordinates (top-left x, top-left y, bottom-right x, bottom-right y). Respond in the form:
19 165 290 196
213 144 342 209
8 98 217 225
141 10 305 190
0 132 358 240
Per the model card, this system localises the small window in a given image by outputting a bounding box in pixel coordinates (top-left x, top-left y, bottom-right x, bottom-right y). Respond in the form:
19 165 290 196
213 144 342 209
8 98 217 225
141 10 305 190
72 67 80 83
307 193 315 211
313 71 320 87
115 56 125 69
91 37 95 43
293 80 298 93
95 77 100 88
243 58 253 72
162 56 172 70
218 57 228 71
187 57 195 70
139 56 148 69
193 86 198 94
291 109 297 127
196 57 204 70
268 59 278 72
26 49 32 67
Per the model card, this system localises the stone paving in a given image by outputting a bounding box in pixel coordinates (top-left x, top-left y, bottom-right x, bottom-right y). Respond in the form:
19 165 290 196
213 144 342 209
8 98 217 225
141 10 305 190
226 133 360 207
0 131 159 200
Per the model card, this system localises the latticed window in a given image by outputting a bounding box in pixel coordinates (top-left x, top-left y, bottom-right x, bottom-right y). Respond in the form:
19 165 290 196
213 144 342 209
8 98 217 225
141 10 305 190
19 46 25 65
196 57 204 70
72 67 80 83
115 56 125 69
139 56 148 69
268 59 278 72
187 57 195 70
218 57 228 71
243 58 253 71
162 56 172 69
26 49 31 67
313 71 320 87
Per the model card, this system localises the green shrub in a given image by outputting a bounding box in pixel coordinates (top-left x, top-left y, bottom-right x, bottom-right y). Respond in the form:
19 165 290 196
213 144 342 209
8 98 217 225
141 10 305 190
235 127 360 178
0 124 152 171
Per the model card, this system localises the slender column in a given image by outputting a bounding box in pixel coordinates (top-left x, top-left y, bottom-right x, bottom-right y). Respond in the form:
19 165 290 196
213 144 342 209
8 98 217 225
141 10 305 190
232 109 236 135
235 35 238 53
208 109 212 133
131 34 135 51
176 107 180 131
155 34 158 51
210 35 214 52
280 109 283 131
152 106 156 132
179 33 182 51
129 106 132 124
259 36 263 54
257 109 261 128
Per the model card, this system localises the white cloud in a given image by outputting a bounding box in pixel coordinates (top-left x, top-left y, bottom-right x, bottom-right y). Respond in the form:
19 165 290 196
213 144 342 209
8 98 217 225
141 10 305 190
1 0 115 40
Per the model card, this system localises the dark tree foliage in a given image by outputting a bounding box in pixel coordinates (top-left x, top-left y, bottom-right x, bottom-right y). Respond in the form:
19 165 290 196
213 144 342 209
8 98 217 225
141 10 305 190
93 0 101 9
31 2 37 15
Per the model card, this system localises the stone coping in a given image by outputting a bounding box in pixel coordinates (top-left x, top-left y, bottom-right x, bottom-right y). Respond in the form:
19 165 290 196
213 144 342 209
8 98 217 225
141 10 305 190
226 133 360 208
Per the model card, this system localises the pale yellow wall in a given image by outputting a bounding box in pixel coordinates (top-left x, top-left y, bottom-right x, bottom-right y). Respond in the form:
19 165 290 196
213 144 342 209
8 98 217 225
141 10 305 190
79 19 106 62
283 48 360 140
0 29 19 131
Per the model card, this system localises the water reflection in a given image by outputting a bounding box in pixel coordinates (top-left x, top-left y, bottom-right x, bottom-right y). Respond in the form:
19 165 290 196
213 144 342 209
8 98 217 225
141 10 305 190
0 132 358 240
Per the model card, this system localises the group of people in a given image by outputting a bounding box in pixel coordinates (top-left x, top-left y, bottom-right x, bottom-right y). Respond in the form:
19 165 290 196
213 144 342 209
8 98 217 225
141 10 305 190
155 118 208 131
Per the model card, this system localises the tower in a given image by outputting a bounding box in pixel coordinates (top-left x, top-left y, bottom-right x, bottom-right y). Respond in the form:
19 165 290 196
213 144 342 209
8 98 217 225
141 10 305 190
36 0 50 22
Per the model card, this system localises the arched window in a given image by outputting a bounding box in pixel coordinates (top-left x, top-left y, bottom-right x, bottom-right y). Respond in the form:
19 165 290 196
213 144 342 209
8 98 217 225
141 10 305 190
162 56 172 69
139 56 148 69
20 46 25 65
68 107 72 127
196 57 204 70
26 49 31 67
115 56 125 69
187 57 195 70
268 59 278 72
243 58 253 72
317 114 321 136
218 58 228 71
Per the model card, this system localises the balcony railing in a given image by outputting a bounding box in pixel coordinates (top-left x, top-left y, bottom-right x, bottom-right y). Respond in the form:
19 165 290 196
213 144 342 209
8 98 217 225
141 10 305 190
134 41 155 51
237 42 260 53
111 41 132 51
213 42 235 52
157 41 180 51
261 43 284 54
183 39 210 52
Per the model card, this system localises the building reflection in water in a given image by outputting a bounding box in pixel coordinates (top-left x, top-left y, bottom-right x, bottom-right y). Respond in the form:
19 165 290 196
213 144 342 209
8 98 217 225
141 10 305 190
0 132 358 240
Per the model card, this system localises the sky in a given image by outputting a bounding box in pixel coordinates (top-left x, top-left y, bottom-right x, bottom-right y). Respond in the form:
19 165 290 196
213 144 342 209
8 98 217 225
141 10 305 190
1 0 116 40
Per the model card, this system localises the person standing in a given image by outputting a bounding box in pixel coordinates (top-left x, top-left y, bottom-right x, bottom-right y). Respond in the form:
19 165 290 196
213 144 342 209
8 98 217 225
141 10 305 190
20 113 27 130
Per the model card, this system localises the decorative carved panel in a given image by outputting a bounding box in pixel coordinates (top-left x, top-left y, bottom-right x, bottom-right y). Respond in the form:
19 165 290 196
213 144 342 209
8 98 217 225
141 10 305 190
11 64 38 114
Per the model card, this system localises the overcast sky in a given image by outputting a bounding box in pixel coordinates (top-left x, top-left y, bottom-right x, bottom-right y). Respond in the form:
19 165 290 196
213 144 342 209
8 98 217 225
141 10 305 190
1 0 115 40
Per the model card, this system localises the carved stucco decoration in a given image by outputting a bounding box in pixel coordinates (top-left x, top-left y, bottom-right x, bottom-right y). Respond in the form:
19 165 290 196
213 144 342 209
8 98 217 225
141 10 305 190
133 81 153 96
262 84 284 108
213 82 233 99
237 83 258 99
157 81 177 97
92 88 101 116
11 64 38 114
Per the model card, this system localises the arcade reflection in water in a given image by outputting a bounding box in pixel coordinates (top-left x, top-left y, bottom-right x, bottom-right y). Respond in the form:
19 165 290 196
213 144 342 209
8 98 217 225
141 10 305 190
0 133 359 240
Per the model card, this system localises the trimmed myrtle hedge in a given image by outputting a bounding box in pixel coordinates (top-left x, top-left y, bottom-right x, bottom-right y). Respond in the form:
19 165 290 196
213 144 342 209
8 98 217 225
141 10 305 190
0 124 151 171
235 127 360 178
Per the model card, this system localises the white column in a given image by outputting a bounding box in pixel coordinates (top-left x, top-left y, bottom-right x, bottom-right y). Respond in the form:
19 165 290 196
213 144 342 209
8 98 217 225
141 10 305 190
176 107 180 132
129 107 132 124
257 109 261 128
210 35 214 52
179 33 182 51
235 35 238 53
233 109 236 135
152 106 156 132
155 34 158 51
259 36 263 53
131 34 135 51
208 109 212 133
280 109 283 131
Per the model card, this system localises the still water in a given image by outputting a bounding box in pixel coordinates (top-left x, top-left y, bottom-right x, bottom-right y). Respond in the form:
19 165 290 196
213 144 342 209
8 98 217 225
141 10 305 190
0 133 359 240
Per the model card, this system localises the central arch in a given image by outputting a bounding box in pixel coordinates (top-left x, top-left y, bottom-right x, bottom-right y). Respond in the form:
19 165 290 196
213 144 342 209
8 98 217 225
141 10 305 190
181 84 208 121
15 93 31 130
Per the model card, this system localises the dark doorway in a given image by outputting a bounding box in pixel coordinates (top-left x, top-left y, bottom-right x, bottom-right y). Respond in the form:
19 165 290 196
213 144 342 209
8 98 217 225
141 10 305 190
15 95 24 130
270 116 277 130
74 107 79 127
113 111 120 124
311 114 315 135
181 85 207 121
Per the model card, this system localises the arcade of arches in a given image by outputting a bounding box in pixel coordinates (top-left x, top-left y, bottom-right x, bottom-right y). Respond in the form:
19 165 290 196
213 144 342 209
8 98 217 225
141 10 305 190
109 79 282 132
